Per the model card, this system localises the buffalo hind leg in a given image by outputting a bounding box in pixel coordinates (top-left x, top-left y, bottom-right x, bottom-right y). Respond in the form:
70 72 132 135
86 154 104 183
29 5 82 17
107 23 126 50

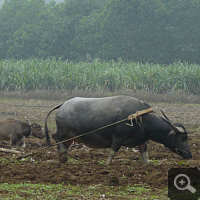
58 141 72 163
138 142 149 164
52 132 72 163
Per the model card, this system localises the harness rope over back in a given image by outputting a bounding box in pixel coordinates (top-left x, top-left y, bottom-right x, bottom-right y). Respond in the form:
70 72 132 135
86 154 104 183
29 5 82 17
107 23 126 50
126 108 153 132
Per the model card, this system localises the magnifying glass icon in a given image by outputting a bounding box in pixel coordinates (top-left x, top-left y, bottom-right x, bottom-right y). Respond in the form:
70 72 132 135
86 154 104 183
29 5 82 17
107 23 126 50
174 174 196 193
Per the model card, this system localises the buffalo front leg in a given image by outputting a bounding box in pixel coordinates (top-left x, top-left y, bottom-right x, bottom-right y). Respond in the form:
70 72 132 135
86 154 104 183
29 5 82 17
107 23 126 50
106 138 125 165
106 149 116 165
138 142 149 164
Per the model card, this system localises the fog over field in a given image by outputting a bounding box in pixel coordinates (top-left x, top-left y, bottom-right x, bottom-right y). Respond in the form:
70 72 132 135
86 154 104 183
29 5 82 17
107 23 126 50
0 0 64 7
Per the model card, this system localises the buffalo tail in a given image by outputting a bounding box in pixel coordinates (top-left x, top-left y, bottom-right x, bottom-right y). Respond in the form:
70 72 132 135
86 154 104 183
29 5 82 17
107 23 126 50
45 103 64 146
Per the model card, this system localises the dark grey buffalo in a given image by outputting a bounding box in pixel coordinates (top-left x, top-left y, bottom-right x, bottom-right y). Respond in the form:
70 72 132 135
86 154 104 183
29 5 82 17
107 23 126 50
45 96 192 164
0 119 44 147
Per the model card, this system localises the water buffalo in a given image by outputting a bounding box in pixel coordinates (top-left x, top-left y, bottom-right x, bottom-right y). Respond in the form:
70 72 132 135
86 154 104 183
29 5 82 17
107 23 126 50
45 96 192 164
0 119 44 147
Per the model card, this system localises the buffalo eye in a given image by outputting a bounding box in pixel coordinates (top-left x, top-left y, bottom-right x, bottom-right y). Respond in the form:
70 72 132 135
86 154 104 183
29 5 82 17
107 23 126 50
180 134 188 141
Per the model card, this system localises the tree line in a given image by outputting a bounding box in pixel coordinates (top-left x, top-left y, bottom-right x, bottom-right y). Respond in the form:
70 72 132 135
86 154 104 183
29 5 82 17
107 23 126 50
0 0 200 64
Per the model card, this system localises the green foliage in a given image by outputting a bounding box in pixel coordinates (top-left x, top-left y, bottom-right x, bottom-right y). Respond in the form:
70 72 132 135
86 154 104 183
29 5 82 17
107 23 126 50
0 0 200 64
0 182 160 199
0 59 199 94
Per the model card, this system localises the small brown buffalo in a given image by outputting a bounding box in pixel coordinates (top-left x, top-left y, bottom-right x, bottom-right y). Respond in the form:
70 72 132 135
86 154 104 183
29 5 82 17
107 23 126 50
0 119 44 147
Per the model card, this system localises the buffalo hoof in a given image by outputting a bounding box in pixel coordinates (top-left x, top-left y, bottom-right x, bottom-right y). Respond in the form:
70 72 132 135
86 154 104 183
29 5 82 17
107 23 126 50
59 152 68 163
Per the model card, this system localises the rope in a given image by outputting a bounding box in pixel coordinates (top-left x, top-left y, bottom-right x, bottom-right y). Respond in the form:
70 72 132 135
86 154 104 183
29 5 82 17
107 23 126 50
16 107 154 159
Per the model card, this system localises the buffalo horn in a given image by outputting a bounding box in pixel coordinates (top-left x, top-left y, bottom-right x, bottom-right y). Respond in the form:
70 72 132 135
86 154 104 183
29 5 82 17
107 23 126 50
160 117 183 134
160 110 171 122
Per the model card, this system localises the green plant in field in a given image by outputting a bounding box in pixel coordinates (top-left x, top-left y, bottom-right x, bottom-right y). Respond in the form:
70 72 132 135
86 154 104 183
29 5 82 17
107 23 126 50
121 174 128 179
0 157 11 164
68 157 78 163
0 59 199 94
98 160 105 165
116 183 151 196
0 182 167 199
150 159 162 166
178 161 190 165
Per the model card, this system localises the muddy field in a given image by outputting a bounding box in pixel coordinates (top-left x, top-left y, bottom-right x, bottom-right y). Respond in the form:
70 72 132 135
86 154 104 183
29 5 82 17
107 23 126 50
0 97 200 199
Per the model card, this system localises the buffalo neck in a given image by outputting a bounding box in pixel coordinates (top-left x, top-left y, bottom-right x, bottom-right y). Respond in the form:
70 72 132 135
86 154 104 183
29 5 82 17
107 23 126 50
20 122 32 137
143 113 172 144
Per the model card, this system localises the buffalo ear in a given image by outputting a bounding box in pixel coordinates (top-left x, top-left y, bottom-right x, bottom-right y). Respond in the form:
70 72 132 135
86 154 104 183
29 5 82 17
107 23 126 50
160 117 184 134
176 127 185 133
169 130 176 136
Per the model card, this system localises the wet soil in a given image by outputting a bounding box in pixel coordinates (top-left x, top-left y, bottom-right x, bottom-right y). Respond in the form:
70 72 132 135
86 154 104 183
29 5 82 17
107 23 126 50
0 98 200 198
